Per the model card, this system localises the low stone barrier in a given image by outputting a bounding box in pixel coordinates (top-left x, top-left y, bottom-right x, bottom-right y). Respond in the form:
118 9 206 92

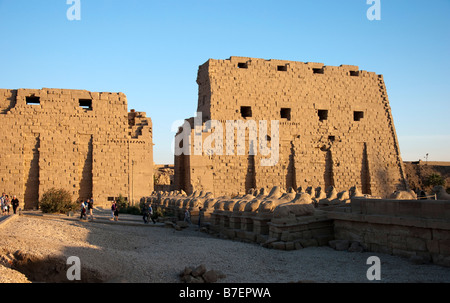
142 189 450 268
328 198 450 267
142 185 367 249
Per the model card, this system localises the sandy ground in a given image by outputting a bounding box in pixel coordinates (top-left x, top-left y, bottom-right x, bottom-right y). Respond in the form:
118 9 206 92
0 211 449 283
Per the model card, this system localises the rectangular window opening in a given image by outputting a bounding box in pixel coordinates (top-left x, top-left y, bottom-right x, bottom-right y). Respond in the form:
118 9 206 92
79 99 93 110
354 111 364 122
318 110 328 121
240 106 252 118
313 68 324 74
280 108 291 120
237 62 248 69
26 96 40 105
277 65 288 72
350 70 360 77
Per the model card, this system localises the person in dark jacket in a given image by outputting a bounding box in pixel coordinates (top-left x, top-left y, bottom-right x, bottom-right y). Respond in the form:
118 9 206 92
11 195 19 215
142 204 149 224
114 203 119 221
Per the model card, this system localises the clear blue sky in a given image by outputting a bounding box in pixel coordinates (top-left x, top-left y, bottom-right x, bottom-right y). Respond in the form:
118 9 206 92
0 0 449 164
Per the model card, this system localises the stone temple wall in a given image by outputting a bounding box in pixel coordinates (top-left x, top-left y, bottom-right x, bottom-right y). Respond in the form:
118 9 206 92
174 56 408 199
0 88 153 209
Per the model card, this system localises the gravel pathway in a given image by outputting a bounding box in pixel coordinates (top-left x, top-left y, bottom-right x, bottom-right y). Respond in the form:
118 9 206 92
0 213 449 283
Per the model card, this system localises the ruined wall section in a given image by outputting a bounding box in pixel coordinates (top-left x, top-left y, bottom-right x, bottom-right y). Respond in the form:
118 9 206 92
128 110 154 204
175 57 407 198
0 88 153 209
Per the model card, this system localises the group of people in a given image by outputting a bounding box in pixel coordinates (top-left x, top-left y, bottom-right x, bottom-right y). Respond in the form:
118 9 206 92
111 200 119 221
142 203 156 224
79 198 120 221
77 197 206 227
79 198 94 221
0 192 19 216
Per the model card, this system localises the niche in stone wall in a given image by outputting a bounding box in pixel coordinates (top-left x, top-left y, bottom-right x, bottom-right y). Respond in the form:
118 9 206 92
79 99 93 110
324 149 334 189
354 111 364 122
313 68 324 74
245 154 256 194
318 110 328 122
26 96 40 105
23 134 40 210
240 106 252 118
237 62 248 69
286 141 297 190
281 108 291 121
361 142 371 195
78 135 93 200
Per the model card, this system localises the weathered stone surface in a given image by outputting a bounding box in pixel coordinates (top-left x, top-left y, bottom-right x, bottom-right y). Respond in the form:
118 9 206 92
299 239 318 248
271 242 286 250
329 199 450 267
192 264 207 277
174 57 407 199
329 240 350 251
348 241 364 253
285 242 295 251
262 238 278 248
294 241 304 250
202 270 218 283
273 200 315 218
433 186 450 200
0 88 153 208
182 267 192 277
180 265 225 283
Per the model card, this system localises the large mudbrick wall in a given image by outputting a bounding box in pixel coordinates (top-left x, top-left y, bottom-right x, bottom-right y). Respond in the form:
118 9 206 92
175 56 408 198
0 88 153 209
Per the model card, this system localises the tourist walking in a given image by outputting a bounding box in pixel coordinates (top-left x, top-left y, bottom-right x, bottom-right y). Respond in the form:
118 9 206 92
0 193 5 216
198 207 204 228
111 201 117 220
80 200 87 220
147 204 156 224
184 208 192 225
11 195 19 215
142 204 149 224
1 196 7 216
87 198 94 220
114 203 119 221
4 195 10 215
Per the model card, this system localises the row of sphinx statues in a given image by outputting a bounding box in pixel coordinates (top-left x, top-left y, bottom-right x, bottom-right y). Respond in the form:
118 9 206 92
144 185 371 220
